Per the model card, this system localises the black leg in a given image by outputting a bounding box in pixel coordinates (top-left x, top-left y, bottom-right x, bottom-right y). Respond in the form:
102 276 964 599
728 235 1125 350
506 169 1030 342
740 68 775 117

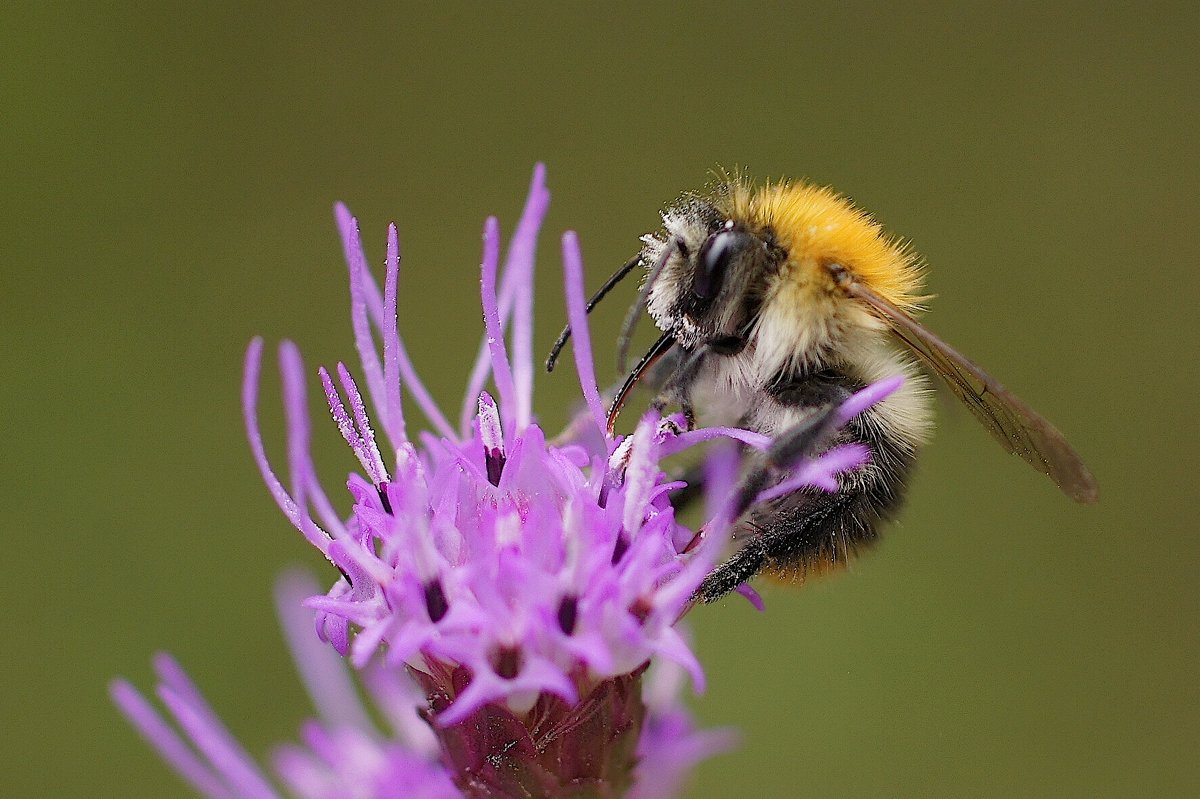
692 401 915 603
696 540 767 601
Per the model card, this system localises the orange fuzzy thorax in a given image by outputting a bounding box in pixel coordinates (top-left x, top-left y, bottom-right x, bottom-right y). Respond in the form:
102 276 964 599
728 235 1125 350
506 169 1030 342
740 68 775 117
720 181 926 313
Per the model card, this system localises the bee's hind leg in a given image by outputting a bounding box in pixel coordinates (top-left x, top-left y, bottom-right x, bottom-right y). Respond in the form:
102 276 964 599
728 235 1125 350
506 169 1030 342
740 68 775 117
692 403 847 603
695 538 770 602
698 408 917 603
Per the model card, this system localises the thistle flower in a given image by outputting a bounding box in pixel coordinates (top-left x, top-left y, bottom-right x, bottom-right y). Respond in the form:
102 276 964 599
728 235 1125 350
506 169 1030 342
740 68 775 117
112 165 898 798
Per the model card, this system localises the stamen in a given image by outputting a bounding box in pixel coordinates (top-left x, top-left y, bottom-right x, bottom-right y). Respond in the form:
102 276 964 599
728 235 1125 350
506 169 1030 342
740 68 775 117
376 482 394 515
508 165 549 431
478 392 506 487
318 364 388 485
337 363 390 483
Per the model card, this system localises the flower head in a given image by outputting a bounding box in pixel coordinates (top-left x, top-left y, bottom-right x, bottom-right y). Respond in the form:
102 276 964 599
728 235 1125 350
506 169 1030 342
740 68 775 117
113 165 897 798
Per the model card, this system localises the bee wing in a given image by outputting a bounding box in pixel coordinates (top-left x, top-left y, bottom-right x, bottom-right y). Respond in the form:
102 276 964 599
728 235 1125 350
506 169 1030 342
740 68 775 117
844 280 1098 504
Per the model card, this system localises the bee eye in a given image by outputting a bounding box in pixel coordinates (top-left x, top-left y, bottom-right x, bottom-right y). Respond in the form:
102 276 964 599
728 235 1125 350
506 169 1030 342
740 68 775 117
693 229 740 301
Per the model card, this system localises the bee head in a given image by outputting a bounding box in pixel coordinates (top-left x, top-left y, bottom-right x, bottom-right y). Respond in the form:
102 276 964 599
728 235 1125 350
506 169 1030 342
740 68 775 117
631 179 925 384
643 201 783 355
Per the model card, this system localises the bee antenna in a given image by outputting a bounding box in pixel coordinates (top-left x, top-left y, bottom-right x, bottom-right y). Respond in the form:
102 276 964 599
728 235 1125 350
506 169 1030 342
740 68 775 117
616 235 685 373
546 254 643 373
606 332 676 434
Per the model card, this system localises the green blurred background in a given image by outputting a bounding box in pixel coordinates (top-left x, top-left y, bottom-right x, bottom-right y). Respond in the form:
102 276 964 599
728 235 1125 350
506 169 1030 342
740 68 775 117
4 3 1197 796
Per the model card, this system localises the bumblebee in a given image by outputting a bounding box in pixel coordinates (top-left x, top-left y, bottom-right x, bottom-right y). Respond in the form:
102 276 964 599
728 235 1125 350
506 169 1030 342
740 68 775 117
549 178 1097 602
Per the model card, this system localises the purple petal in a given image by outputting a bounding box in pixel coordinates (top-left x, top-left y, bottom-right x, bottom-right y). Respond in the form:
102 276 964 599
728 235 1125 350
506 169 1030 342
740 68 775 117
336 203 456 442
381 223 407 446
507 163 549 430
151 655 281 799
270 745 335 799
242 339 330 554
734 583 765 611
837 374 904 423
436 656 577 727
629 710 737 799
275 571 376 734
660 424 773 455
479 216 518 434
459 165 550 436
342 213 391 442
560 230 607 436
336 362 389 484
361 664 441 756
755 443 871 503
648 625 706 694
109 680 236 799
279 341 346 538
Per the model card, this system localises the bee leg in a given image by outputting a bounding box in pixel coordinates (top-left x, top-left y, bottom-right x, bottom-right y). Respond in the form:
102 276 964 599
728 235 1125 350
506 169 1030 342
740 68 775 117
700 417 915 603
693 404 847 602
646 344 707 425
695 539 769 602
671 398 840 521
681 399 697 431
696 484 871 603
735 403 846 511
